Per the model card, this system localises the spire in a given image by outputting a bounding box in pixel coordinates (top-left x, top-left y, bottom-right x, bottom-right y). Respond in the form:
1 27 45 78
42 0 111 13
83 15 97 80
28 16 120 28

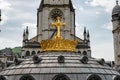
87 30 90 46
87 30 90 38
26 26 29 34
84 27 87 40
116 0 119 5
0 9 1 22
84 27 86 34
23 30 25 37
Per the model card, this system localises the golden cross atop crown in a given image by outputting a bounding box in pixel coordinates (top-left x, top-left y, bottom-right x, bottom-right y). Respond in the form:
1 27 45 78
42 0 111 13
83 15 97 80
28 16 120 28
51 17 66 38
40 17 78 52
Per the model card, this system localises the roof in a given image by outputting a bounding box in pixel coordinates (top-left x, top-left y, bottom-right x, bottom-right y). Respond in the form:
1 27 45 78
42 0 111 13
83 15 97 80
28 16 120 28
38 0 74 12
112 4 120 15
0 52 119 80
23 41 40 48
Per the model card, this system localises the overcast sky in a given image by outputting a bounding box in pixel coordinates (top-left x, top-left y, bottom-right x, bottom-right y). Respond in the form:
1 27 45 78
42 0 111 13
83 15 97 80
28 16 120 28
0 0 117 61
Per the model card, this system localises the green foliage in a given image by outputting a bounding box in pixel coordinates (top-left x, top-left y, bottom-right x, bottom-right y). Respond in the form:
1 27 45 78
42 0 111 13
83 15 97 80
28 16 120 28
0 50 2 55
0 47 22 58
12 47 22 58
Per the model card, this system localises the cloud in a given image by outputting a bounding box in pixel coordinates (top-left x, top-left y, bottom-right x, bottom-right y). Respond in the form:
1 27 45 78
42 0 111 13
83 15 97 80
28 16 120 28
0 38 21 49
92 42 114 61
1 14 8 25
0 0 11 10
85 0 115 13
0 0 12 25
102 22 113 30
75 22 84 39
11 13 35 21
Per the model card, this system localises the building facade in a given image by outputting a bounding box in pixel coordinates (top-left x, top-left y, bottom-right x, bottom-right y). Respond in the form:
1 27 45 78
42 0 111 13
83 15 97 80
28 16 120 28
112 0 120 71
0 0 119 80
22 0 91 58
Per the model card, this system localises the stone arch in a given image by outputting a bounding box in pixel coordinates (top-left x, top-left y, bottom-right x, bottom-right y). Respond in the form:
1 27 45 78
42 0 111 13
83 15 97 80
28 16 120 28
20 75 35 80
52 74 70 80
0 75 6 80
78 51 81 54
83 51 87 56
113 75 120 80
37 51 40 54
26 51 30 57
87 74 101 80
31 51 36 56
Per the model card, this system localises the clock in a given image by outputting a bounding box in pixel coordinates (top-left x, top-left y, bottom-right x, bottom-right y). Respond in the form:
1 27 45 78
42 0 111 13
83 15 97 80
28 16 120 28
50 9 63 21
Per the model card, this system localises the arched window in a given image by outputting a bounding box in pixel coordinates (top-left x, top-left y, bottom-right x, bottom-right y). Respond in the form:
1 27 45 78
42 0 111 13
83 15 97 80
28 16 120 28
20 75 35 80
37 51 40 54
52 74 70 80
87 74 101 80
26 51 30 57
78 51 81 54
83 51 87 56
113 75 120 80
0 75 6 80
31 51 36 56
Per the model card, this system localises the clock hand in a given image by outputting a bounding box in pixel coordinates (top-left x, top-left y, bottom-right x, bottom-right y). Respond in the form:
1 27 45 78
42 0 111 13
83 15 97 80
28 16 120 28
49 28 57 39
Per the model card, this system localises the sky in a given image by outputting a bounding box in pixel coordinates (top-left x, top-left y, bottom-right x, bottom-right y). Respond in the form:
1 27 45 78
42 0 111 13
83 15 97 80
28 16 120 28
0 0 117 61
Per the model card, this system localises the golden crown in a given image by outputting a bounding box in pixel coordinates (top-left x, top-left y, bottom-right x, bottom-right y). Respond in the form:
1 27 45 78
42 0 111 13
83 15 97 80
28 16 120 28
40 17 78 52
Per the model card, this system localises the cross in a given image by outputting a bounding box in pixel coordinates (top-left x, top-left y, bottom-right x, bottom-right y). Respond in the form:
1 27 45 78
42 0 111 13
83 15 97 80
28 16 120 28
51 17 66 38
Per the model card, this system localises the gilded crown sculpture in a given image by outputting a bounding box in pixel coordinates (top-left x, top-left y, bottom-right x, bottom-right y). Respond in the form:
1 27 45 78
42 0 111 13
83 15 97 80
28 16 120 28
40 17 78 52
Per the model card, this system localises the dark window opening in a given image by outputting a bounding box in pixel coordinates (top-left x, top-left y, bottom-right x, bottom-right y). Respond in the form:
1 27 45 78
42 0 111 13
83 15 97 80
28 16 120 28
114 75 120 80
87 74 101 80
52 74 70 80
31 51 36 56
0 75 6 80
83 51 87 55
37 51 40 54
20 75 35 80
78 51 81 54
26 51 30 57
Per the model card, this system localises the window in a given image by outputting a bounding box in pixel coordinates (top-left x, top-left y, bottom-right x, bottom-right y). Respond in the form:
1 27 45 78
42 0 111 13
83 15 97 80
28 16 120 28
87 74 101 80
113 75 120 80
52 74 70 80
57 55 65 63
83 51 87 55
50 9 63 21
32 51 36 56
78 51 81 54
0 76 6 80
37 51 40 54
20 75 35 80
26 51 30 57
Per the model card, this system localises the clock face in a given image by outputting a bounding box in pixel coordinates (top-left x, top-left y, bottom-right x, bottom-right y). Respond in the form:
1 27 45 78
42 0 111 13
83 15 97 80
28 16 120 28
50 9 63 21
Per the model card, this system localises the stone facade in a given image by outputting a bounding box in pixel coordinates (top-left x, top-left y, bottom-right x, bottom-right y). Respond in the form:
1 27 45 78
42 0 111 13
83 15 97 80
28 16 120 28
22 0 91 58
37 0 75 41
112 2 120 71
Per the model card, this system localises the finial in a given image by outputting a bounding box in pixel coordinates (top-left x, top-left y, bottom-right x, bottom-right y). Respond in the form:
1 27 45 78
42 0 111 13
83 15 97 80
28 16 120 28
87 30 90 38
23 30 25 36
84 27 86 33
116 0 119 5
26 26 29 34
0 9 1 22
